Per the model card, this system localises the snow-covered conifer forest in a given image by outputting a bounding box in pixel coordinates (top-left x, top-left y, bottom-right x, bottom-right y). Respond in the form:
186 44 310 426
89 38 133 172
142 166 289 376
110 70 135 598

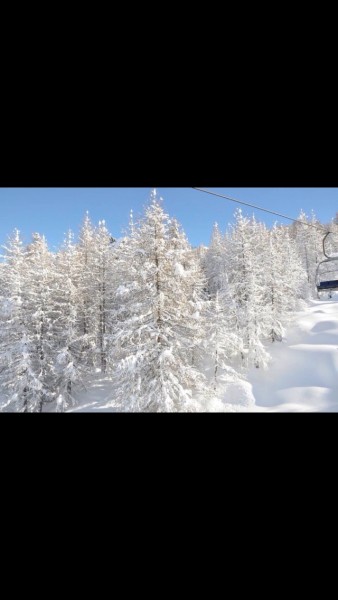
1 190 338 412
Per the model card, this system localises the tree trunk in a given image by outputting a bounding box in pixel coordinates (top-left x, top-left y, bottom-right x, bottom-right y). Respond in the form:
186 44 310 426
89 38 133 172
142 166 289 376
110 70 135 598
154 229 163 345
23 386 28 413
100 273 106 373
214 349 218 390
154 225 164 403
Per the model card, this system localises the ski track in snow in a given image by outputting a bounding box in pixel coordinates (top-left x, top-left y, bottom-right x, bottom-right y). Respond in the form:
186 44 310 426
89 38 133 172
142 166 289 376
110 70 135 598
246 299 338 412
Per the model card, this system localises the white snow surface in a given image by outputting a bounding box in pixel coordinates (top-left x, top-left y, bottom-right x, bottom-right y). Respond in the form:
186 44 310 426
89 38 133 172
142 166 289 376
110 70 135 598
67 297 338 412
67 378 119 412
247 297 338 412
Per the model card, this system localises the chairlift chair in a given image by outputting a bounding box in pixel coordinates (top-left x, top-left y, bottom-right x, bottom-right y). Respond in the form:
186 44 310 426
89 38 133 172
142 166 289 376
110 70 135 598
316 232 338 298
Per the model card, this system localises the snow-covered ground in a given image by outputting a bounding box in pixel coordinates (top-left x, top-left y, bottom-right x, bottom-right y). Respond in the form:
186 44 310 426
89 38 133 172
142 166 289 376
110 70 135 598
67 377 118 412
246 297 338 412
68 297 338 412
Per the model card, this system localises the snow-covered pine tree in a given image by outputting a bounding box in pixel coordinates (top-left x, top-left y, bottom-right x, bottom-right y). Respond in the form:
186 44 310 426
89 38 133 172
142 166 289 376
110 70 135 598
75 212 97 368
110 191 207 412
262 223 303 343
291 210 323 297
0 229 28 410
167 216 208 371
225 210 271 369
0 230 52 412
203 222 226 296
309 210 324 274
264 224 289 342
92 220 116 373
204 289 243 391
0 257 6 397
52 230 84 411
201 222 243 390
52 218 116 410
23 233 55 411
279 224 307 312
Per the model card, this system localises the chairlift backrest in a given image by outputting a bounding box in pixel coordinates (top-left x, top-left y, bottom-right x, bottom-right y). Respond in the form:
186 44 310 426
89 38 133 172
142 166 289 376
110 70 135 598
323 231 338 259
316 231 338 296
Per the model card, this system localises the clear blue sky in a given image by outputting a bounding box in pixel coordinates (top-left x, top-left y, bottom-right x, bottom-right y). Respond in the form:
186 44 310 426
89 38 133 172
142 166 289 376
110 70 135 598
0 188 337 252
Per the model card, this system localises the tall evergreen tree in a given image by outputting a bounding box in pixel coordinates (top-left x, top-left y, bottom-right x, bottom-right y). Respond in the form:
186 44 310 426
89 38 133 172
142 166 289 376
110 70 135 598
291 210 323 297
262 224 305 342
92 220 116 373
0 231 53 411
110 191 207 411
76 212 97 367
52 230 83 411
204 290 242 390
203 222 226 296
24 233 55 411
226 210 271 368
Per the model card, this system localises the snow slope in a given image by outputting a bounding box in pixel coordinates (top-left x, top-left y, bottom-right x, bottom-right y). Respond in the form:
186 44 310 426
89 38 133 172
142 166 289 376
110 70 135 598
67 377 118 412
246 298 338 412
67 298 338 412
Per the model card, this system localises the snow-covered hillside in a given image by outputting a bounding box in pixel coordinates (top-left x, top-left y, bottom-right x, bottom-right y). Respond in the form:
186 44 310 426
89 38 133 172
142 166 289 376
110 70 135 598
247 298 338 412
67 298 338 412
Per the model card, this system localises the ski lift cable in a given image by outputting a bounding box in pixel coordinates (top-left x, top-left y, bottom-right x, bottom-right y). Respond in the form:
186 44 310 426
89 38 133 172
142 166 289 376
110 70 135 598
192 187 328 232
